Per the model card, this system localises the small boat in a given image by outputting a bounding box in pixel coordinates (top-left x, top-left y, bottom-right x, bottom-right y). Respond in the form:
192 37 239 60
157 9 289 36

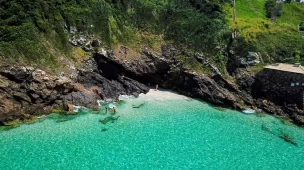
242 108 256 114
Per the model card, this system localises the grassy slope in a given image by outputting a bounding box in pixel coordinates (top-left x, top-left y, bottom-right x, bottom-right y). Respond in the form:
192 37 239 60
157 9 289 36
236 0 266 19
277 2 304 26
224 1 304 64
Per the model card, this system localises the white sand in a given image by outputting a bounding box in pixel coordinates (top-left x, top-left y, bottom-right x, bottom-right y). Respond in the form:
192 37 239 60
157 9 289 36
138 89 190 101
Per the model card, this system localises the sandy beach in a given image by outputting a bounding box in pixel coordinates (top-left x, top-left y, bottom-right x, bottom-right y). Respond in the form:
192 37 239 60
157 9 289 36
138 89 190 101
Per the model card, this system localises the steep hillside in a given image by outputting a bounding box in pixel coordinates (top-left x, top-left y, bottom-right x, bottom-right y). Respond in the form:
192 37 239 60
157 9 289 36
0 0 94 71
1 0 304 74
224 0 304 64
0 0 229 72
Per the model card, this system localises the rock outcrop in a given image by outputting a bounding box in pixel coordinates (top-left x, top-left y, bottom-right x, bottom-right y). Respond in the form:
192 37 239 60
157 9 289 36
0 66 99 125
0 64 148 125
89 47 304 126
76 52 150 99
1 45 304 126
91 49 248 110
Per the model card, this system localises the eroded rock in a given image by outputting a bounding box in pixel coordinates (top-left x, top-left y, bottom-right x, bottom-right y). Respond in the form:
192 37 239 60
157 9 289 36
0 66 103 125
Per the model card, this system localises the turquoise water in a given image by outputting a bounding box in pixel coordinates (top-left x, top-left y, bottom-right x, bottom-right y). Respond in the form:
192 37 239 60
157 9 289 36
1 94 304 169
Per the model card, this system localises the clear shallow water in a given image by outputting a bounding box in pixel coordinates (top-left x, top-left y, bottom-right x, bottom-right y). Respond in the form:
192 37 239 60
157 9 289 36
1 94 304 169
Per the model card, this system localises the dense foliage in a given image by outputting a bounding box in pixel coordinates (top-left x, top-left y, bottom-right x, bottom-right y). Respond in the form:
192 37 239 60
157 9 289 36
0 0 93 67
1 0 304 72
163 0 228 52
225 0 304 64
265 0 283 19
0 0 229 66
97 0 229 52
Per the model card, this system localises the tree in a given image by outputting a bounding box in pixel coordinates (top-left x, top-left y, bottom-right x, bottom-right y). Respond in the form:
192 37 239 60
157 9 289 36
265 0 283 20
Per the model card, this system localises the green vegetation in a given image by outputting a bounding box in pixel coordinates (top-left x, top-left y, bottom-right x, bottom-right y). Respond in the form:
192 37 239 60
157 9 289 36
51 109 67 114
176 55 211 75
0 0 229 71
1 116 38 129
225 0 304 64
277 2 304 26
3 119 22 127
1 0 304 74
265 0 283 19
0 0 94 70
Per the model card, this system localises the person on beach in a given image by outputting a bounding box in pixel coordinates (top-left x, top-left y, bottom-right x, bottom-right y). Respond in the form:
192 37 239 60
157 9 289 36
105 107 108 114
113 107 117 114
156 84 158 91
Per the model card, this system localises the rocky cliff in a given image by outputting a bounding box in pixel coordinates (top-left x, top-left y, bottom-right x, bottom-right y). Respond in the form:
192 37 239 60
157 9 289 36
0 61 148 125
1 47 304 126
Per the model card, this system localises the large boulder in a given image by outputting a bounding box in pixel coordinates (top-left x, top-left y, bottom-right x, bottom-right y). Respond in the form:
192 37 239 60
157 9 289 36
77 54 149 99
91 39 101 47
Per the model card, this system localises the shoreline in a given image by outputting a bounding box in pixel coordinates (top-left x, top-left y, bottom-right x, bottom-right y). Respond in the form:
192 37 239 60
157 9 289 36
0 88 300 129
138 89 190 101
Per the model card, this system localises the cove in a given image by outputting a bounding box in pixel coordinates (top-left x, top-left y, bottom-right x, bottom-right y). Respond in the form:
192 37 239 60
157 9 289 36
1 90 304 170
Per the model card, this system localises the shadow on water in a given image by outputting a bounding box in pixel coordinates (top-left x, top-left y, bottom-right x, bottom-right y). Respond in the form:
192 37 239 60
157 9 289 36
261 124 298 146
99 116 120 125
132 102 146 108
48 112 86 123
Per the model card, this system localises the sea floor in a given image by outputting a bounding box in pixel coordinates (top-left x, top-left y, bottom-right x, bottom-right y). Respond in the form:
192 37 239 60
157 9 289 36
1 90 304 169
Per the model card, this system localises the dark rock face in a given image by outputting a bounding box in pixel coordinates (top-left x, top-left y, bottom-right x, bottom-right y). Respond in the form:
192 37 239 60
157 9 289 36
90 48 304 126
90 50 247 110
0 52 150 125
252 68 304 125
76 53 149 99
235 71 255 94
156 70 237 107
91 50 239 108
91 39 101 47
77 71 149 98
0 66 102 125
2 45 304 127
254 69 304 109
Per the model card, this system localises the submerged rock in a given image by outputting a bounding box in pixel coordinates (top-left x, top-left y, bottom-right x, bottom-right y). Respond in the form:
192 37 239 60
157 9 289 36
101 128 108 132
261 124 273 134
279 134 298 146
99 116 120 124
132 103 145 108
215 107 225 111
261 124 298 146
